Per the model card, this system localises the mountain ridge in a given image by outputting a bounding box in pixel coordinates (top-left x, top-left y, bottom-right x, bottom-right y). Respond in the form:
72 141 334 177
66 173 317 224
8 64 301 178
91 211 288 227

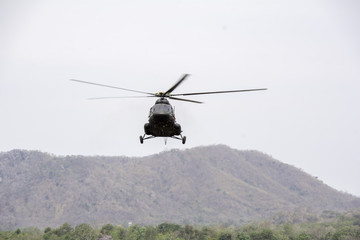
0 145 359 230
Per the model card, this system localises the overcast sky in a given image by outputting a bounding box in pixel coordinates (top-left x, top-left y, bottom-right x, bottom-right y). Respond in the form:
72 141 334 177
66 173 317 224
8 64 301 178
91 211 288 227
1 0 359 196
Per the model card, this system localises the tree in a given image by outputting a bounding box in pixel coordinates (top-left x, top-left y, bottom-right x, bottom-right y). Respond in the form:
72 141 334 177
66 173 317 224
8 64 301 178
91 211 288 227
144 226 157 240
179 225 202 240
111 226 127 240
101 224 115 235
296 233 311 240
55 222 73 236
282 223 295 239
235 232 251 240
157 223 181 234
353 214 360 226
127 225 145 240
200 226 218 240
70 223 96 240
218 231 232 240
250 229 276 240
331 226 359 240
13 227 43 240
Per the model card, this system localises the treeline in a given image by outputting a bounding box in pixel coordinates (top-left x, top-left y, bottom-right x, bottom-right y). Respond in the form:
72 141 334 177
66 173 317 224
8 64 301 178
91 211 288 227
1 211 360 240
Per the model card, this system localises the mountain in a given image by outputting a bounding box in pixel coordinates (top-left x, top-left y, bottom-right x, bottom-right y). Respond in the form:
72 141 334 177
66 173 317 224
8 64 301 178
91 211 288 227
0 145 359 230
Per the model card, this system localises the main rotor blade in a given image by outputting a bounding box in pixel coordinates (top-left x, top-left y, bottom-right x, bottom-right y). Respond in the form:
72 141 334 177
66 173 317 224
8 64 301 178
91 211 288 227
87 96 156 100
169 96 203 104
163 74 190 96
170 88 267 96
70 79 155 96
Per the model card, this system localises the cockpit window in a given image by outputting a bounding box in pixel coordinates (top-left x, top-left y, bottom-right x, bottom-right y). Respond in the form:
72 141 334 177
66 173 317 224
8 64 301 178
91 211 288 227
152 104 173 114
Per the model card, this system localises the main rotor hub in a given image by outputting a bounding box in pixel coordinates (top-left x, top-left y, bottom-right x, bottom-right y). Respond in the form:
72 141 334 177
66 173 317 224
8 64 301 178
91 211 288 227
155 92 169 97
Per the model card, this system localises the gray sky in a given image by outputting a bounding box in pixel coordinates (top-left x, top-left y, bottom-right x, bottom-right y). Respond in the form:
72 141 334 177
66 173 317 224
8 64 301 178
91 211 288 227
1 0 360 196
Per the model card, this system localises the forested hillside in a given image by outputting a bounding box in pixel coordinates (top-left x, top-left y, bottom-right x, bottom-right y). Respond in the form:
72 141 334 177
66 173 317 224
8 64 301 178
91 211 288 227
0 145 359 230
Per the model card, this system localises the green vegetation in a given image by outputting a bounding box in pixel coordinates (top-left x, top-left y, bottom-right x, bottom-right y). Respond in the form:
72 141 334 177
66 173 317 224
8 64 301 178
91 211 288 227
1 210 359 240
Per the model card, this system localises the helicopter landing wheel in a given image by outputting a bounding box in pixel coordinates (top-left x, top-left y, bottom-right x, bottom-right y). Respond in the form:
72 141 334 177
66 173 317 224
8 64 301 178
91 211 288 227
182 136 186 144
139 135 144 144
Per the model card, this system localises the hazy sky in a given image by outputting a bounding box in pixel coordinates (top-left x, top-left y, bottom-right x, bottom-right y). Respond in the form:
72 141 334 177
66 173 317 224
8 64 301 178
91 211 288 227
1 1 359 196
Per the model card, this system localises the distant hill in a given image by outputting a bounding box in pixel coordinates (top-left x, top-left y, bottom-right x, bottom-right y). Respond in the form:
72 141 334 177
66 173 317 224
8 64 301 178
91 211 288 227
0 145 359 230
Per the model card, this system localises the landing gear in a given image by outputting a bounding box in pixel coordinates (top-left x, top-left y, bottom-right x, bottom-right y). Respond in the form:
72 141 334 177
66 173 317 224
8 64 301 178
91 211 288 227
139 134 155 144
139 134 186 144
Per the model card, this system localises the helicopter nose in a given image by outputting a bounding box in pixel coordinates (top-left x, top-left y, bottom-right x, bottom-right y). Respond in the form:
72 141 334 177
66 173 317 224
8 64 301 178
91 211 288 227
152 113 171 122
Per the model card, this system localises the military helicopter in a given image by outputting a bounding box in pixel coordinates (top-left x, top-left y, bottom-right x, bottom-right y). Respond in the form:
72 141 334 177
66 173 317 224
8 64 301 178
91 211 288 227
70 74 266 144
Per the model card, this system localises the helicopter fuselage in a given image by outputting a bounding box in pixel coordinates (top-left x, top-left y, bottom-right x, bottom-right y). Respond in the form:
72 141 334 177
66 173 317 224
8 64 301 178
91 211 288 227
144 98 181 137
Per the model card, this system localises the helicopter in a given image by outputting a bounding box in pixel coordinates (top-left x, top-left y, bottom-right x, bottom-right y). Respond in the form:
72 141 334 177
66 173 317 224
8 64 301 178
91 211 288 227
70 74 267 144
